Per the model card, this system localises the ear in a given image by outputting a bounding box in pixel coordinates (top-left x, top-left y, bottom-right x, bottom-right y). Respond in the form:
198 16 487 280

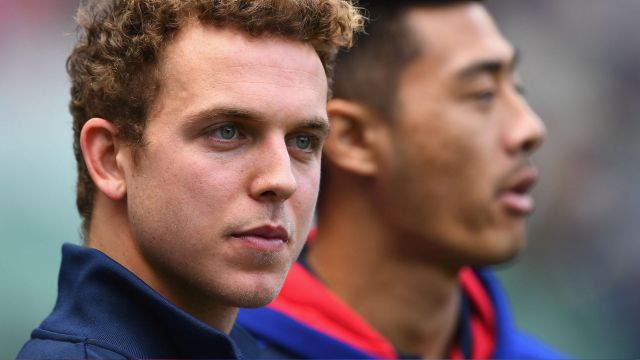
325 99 389 176
80 118 128 200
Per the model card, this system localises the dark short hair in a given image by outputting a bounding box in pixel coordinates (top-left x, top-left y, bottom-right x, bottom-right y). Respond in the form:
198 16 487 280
332 0 483 117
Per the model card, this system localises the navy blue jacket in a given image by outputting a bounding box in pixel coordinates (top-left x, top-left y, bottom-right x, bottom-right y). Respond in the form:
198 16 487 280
18 244 259 359
237 262 566 359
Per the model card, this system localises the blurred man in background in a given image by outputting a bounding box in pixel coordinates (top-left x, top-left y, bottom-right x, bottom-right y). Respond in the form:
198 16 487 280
17 0 362 358
238 0 565 358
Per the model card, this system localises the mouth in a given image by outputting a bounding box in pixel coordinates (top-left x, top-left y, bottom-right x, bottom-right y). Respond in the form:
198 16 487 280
229 224 290 252
498 167 538 216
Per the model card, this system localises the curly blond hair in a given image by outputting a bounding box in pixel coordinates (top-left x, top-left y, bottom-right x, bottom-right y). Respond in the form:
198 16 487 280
69 0 364 235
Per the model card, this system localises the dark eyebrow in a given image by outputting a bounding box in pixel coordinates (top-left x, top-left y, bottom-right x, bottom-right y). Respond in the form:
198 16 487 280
456 48 522 80
298 118 331 139
185 107 260 125
184 106 329 137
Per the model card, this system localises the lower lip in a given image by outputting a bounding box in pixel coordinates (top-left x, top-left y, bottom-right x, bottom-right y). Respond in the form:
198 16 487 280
499 191 534 215
230 235 287 252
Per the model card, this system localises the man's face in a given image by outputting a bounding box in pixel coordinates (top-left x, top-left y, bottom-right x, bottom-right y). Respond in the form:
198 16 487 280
377 3 545 266
122 23 328 308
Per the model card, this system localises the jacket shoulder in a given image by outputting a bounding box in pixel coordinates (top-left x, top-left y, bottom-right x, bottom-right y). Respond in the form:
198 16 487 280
474 270 570 359
17 329 127 360
496 330 570 359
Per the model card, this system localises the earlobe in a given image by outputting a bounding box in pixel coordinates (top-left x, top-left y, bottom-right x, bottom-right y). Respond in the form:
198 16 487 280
80 118 128 200
325 99 386 176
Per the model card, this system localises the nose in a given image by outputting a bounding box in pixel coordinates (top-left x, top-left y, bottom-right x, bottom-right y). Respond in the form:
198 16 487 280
249 136 297 202
503 94 546 155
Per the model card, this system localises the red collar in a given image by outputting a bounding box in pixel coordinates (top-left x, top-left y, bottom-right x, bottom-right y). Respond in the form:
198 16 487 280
450 267 496 359
269 262 397 358
269 262 496 359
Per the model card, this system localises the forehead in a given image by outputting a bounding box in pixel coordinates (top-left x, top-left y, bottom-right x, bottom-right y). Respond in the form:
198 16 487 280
152 21 328 119
404 2 514 75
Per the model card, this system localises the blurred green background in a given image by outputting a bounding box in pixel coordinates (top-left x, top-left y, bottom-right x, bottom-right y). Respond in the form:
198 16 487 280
1 0 638 358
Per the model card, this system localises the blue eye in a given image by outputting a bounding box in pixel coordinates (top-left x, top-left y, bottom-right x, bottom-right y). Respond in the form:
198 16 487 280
295 135 312 150
216 125 237 140
287 134 320 156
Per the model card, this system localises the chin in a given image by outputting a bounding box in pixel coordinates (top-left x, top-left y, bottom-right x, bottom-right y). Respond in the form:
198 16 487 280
478 247 521 266
471 231 526 266
223 272 287 308
236 292 279 308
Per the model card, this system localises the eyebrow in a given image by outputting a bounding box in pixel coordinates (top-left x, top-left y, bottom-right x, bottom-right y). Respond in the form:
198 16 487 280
185 106 330 137
298 118 331 138
456 48 521 80
186 107 259 124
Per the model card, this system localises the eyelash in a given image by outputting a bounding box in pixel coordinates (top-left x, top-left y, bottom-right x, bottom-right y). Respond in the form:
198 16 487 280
473 90 496 102
204 123 322 155
209 124 244 141
286 134 321 154
470 82 527 104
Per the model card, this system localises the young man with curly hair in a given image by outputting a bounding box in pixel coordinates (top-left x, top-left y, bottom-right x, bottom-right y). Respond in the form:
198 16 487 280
17 0 362 358
238 1 566 358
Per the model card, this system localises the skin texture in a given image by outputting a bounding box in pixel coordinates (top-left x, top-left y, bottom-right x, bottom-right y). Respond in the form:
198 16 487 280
311 2 545 357
82 22 328 333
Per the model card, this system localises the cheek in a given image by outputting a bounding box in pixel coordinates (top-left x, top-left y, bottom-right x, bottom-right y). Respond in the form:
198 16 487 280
385 121 491 223
398 125 473 187
172 152 245 200
295 165 320 205
132 152 244 230
409 115 497 188
291 165 321 223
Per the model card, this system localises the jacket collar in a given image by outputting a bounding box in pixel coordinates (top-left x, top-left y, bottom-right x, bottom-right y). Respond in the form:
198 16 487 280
40 243 257 358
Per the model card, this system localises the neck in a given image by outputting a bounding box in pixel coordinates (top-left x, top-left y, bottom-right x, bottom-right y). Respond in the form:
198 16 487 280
309 177 462 358
86 193 237 333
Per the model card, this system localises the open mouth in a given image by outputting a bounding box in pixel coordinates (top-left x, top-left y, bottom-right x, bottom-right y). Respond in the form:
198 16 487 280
499 168 538 216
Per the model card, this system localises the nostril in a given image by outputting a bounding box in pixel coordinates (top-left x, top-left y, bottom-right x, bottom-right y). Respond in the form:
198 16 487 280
260 190 278 198
522 128 544 154
522 138 537 153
